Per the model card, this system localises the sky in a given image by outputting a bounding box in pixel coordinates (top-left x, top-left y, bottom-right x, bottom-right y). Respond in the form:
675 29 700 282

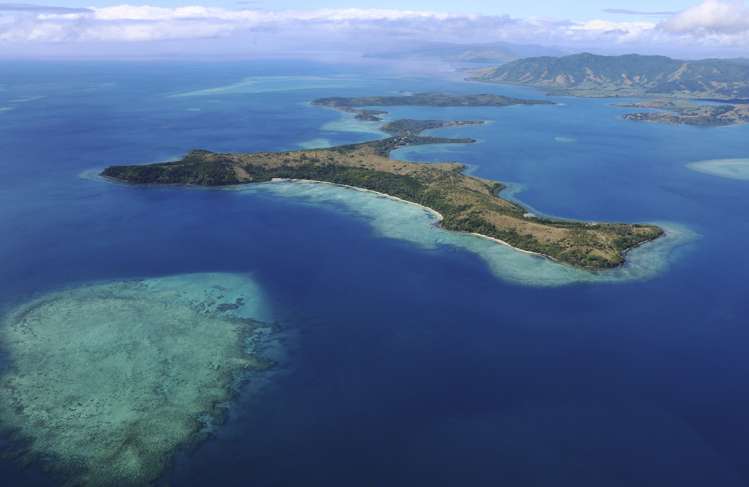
1 0 748 59
67 0 697 19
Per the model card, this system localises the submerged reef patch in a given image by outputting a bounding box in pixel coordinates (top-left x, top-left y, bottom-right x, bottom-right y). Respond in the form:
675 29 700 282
0 273 276 486
298 138 333 149
554 136 576 143
687 158 749 181
170 76 357 97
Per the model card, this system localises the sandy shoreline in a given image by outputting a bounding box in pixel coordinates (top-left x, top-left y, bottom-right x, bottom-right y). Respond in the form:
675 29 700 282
97 172 663 271
467 232 549 259
269 178 553 261
270 178 445 221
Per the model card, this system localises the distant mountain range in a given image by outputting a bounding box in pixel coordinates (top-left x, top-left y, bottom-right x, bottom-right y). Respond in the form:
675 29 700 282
471 53 749 100
366 42 566 64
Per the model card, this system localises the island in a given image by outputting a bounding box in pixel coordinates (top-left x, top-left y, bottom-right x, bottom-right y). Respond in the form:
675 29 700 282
618 100 749 126
312 92 553 121
102 113 663 270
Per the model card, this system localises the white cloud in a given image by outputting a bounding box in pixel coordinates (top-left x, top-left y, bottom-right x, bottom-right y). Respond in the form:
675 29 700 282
570 19 657 42
0 4 658 43
0 5 463 42
660 0 749 34
0 2 747 57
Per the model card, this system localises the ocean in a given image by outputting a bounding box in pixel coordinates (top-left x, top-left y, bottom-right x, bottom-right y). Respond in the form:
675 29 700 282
1 59 748 486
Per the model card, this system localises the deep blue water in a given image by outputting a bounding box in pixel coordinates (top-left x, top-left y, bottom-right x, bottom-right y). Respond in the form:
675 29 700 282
1 60 749 486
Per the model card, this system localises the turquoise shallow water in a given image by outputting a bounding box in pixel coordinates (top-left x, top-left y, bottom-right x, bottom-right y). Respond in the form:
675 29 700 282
249 181 697 287
1 61 749 486
0 272 278 485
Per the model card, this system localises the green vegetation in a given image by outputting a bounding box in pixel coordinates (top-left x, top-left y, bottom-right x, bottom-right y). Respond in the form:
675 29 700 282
381 119 485 137
102 118 663 270
105 149 241 186
314 92 552 108
472 53 749 100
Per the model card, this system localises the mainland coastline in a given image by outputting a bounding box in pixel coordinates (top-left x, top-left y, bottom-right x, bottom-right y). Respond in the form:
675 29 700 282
470 53 749 127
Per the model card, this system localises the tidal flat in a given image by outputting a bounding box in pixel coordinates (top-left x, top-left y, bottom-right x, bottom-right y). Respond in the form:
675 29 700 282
0 273 276 486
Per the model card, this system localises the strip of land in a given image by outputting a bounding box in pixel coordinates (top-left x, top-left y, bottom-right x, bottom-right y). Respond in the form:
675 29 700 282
102 114 662 270
313 92 552 121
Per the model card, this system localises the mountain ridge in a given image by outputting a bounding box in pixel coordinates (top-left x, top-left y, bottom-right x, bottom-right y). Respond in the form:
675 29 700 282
471 53 749 99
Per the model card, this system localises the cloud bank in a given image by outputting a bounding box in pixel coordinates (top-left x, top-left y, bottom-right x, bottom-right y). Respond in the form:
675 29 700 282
0 1 747 58
603 8 677 16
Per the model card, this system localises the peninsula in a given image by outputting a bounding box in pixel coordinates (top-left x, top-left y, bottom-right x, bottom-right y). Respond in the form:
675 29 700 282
313 92 553 121
103 114 662 270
